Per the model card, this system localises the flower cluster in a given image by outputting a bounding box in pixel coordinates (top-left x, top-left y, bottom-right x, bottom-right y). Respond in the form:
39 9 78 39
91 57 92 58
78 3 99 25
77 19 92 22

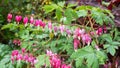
7 14 46 28
34 19 46 28
11 48 37 65
46 50 71 68
13 39 21 46
7 13 108 51
73 28 91 50
96 26 107 36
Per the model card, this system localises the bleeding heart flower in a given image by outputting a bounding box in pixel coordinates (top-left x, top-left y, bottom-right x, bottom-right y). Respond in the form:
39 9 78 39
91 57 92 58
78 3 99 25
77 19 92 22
95 45 100 51
54 26 58 32
16 54 23 60
48 22 52 30
7 13 12 19
53 26 58 35
73 28 80 38
74 28 85 39
39 20 46 28
23 54 29 62
11 56 15 63
115 60 118 68
46 50 53 56
61 64 71 68
23 17 28 25
90 31 95 36
15 15 22 23
59 25 65 34
46 50 61 68
13 39 21 46
30 17 34 24
79 29 85 35
96 27 103 36
13 39 18 45
35 20 40 26
12 50 19 56
66 29 71 35
66 29 71 37
51 56 61 68
17 40 21 46
33 59 38 65
39 20 44 26
7 13 12 22
22 48 26 53
104 64 108 68
35 20 46 28
28 56 35 63
73 38 80 50
81 34 91 45
41 22 46 28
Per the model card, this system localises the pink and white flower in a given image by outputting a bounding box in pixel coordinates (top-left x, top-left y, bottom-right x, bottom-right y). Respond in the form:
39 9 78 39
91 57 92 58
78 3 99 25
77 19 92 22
96 27 103 36
73 38 80 50
54 26 58 32
16 54 23 60
11 50 19 56
74 28 85 39
48 22 52 31
15 15 22 23
23 17 28 26
66 29 71 37
35 20 46 28
7 13 12 22
81 34 91 45
61 64 71 68
59 25 65 34
30 17 34 24
21 48 26 53
46 50 53 56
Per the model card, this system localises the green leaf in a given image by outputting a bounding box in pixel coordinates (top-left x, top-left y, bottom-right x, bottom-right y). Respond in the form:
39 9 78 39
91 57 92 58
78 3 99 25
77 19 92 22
76 58 84 68
91 11 103 25
101 34 112 43
64 8 74 24
67 3 77 8
71 46 107 68
111 41 120 46
104 10 114 19
71 46 99 67
1 23 17 30
92 58 99 68
91 8 114 25
104 44 117 56
58 1 65 8
72 10 78 19
104 16 114 25
45 56 50 67
55 8 62 21
76 10 87 17
43 4 58 13
107 46 116 56
91 40 96 47
16 60 22 68
86 54 96 68
96 50 107 64
75 5 93 10
35 54 50 68
36 34 49 39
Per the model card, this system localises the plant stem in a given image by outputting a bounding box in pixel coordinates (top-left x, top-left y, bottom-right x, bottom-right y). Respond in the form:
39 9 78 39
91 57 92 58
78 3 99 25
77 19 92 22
88 16 99 44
